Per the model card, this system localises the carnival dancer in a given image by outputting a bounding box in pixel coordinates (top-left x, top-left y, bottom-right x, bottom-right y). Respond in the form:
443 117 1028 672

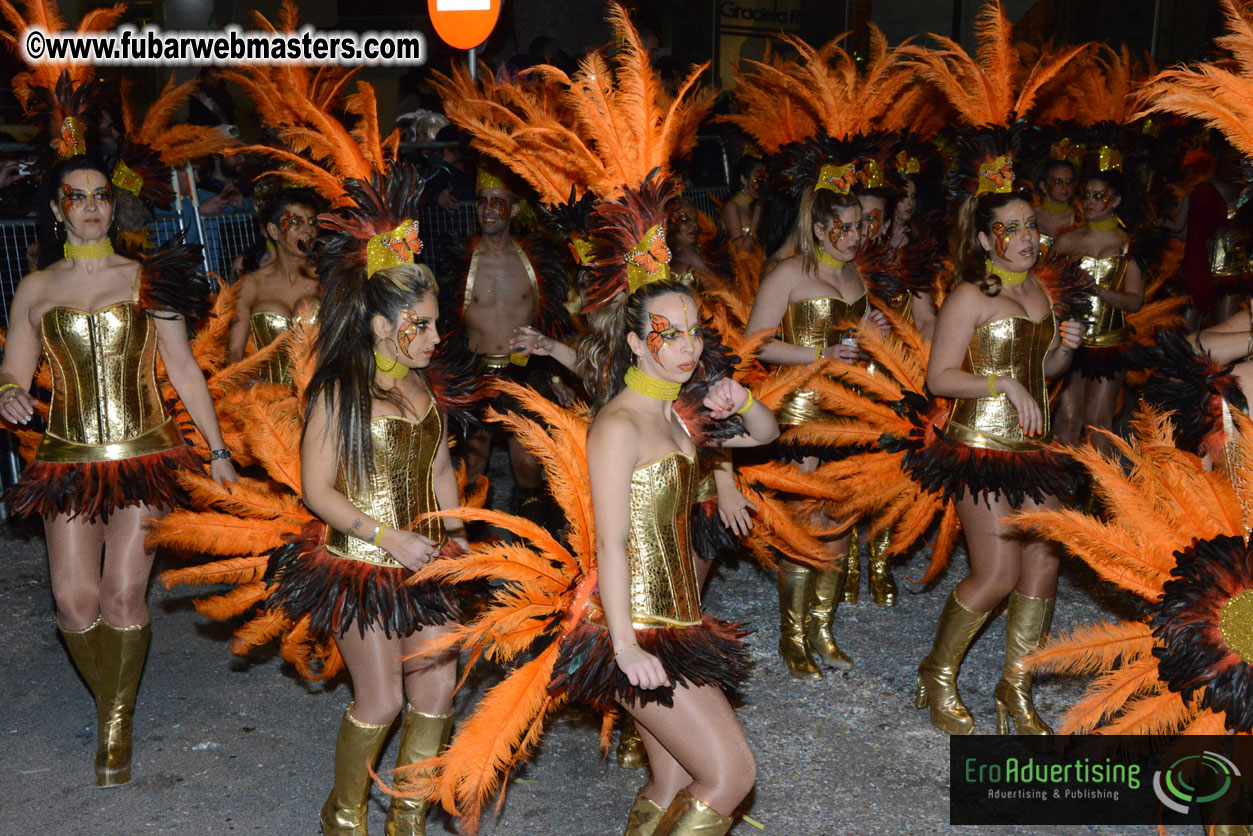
719 155 763 253
1034 139 1082 249
226 187 323 384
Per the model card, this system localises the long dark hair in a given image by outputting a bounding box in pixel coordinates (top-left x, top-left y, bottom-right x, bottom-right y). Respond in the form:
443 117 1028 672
35 155 113 269
304 261 439 491
954 191 1029 297
576 279 697 408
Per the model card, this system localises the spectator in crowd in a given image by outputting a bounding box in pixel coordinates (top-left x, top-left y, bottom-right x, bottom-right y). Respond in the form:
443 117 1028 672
422 125 476 212
188 67 237 127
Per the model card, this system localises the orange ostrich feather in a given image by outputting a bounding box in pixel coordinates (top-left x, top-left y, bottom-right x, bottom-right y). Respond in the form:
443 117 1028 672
0 0 125 108
119 75 240 168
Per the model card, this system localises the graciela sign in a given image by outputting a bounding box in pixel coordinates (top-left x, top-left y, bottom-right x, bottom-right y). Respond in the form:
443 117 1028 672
950 735 1253 826
427 0 501 50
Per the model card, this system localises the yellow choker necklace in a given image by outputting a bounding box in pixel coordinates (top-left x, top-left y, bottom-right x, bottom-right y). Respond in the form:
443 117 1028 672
63 240 114 260
1040 198 1070 214
815 247 848 270
1088 217 1120 231
624 366 680 401
374 347 410 379
986 260 1028 286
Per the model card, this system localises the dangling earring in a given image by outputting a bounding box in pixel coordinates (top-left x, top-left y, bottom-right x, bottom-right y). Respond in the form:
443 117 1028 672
374 337 409 379
53 219 63 238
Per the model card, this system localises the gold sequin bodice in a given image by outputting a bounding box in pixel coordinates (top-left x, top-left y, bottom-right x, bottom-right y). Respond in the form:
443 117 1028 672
776 294 868 425
249 311 293 384
37 302 182 463
945 311 1057 451
1038 233 1055 256
1078 253 1129 345
622 450 701 627
325 405 446 567
1210 227 1249 278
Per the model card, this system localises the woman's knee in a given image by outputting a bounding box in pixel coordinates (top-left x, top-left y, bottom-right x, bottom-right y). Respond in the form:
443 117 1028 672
54 588 100 630
350 690 405 726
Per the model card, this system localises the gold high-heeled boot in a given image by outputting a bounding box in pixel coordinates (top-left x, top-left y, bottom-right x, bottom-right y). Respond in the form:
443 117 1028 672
616 717 647 769
651 789 734 836
59 616 104 700
777 566 822 680
624 789 666 836
994 592 1055 736
320 707 392 835
842 532 861 604
915 592 990 735
95 621 151 787
867 526 898 607
385 707 453 836
806 569 853 670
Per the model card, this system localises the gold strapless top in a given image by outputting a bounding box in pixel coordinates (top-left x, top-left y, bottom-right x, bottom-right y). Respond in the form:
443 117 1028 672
945 311 1056 451
1210 228 1249 277
776 294 868 425
38 301 182 463
249 310 293 384
880 290 913 322
325 405 446 567
601 450 702 628
1038 233 1055 255
1078 253 1129 345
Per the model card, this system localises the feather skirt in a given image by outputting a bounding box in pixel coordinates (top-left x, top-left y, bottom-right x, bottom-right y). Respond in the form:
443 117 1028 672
264 524 462 640
690 497 741 565
901 428 1079 506
1070 341 1134 381
548 615 751 710
6 444 200 522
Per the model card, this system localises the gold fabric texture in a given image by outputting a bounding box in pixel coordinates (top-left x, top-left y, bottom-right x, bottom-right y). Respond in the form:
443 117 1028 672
615 450 702 628
249 311 293 384
38 302 181 462
1219 589 1253 665
775 294 868 425
945 311 1056 451
1210 228 1249 278
325 405 446 567
1078 253 1129 346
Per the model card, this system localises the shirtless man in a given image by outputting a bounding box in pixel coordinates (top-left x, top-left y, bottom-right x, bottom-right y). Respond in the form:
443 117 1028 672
439 169 573 510
227 190 321 381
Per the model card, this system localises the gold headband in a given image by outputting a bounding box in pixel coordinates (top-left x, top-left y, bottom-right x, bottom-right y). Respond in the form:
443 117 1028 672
858 159 885 189
976 154 1014 194
1049 138 1084 168
815 162 856 195
1098 145 1123 173
569 236 595 266
894 151 920 175
111 160 144 197
52 116 87 159
476 168 507 193
366 219 422 278
624 224 671 293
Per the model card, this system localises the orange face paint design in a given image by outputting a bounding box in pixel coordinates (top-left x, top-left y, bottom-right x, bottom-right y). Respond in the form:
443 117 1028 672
397 306 423 355
864 209 883 239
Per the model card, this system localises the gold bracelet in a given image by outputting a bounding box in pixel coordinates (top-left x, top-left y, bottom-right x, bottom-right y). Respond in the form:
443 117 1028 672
736 391 754 415
0 382 20 398
987 373 998 397
813 346 822 362
372 524 388 547
613 641 639 659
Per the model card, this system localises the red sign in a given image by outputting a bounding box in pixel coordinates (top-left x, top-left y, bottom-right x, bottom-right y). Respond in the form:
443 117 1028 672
428 0 501 50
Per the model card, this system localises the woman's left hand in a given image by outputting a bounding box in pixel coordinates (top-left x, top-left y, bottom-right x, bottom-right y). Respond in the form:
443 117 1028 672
1059 319 1084 350
717 488 757 536
704 377 750 419
210 458 239 485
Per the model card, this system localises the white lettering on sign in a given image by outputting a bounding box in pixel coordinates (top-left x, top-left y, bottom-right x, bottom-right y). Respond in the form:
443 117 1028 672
436 0 491 9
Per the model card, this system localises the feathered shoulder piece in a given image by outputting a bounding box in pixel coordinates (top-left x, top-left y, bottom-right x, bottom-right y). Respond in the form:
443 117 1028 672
137 238 211 322
1135 0 1253 161
900 0 1088 129
1031 249 1091 324
431 2 711 205
1013 407 1253 735
857 235 942 305
579 172 676 313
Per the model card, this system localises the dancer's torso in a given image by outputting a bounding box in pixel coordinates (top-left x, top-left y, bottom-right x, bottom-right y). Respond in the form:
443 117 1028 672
776 293 868 425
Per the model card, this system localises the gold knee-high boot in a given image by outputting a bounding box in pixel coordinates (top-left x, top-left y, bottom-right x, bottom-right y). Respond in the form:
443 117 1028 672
616 716 647 769
95 621 150 787
842 532 861 604
59 616 104 700
777 566 822 680
994 592 1055 736
867 526 898 607
385 707 453 836
651 789 734 836
806 569 853 670
321 707 392 836
915 592 991 735
623 789 666 836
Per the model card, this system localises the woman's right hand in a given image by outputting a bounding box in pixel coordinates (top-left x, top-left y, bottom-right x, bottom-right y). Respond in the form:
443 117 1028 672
0 387 36 424
819 343 860 364
614 644 671 690
1000 378 1045 438
509 325 551 357
381 528 441 571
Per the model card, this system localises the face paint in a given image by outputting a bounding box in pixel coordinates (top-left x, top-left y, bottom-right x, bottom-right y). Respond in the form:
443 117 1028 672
278 210 313 236
644 302 702 363
678 294 698 353
828 220 859 249
397 306 427 356
476 196 509 215
865 209 883 239
990 220 1016 260
1084 187 1112 206
60 181 113 216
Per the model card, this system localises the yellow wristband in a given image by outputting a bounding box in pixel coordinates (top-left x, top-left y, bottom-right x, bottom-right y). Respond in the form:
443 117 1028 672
372 524 388 547
736 391 754 415
0 383 20 397
987 373 998 397
814 346 822 362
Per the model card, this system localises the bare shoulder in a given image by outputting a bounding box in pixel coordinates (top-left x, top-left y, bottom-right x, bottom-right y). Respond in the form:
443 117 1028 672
759 256 803 291
1052 227 1085 254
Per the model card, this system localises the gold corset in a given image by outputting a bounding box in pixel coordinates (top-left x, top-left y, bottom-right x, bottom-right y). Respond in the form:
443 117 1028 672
1210 228 1249 277
325 406 446 567
945 312 1056 451
1078 253 1129 345
249 311 293 384
881 290 913 322
1038 233 1055 255
622 450 701 627
776 294 868 425
38 302 182 463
